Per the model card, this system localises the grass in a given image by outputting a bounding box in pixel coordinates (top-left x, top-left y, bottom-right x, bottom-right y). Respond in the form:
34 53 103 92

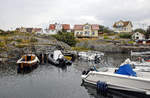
104 35 112 39
0 31 38 50
128 41 135 44
71 47 90 51
103 33 115 36
30 38 38 42
15 44 29 48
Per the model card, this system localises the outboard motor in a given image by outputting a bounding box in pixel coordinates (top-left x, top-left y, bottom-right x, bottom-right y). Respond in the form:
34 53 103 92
94 55 101 64
82 67 95 75
82 70 87 75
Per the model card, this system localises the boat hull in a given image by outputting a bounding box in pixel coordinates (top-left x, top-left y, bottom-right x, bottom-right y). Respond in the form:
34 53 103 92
17 61 39 73
82 71 150 94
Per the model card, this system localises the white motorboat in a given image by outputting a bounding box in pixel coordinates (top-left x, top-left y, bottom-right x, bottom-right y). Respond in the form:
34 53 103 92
81 64 150 95
131 51 150 56
78 51 104 61
123 58 150 66
130 61 150 66
130 51 150 66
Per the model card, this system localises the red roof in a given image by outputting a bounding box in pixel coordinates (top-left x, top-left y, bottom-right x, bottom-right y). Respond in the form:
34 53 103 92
113 20 132 27
91 24 99 30
62 24 70 30
74 25 83 30
34 28 42 32
74 24 99 30
49 24 55 30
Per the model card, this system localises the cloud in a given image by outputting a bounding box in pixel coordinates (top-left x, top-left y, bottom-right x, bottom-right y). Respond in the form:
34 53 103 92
0 0 150 30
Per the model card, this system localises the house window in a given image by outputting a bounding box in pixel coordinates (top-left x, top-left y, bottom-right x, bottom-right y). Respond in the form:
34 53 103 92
87 31 90 35
85 31 87 35
80 32 83 35
85 25 89 30
76 32 79 35
119 28 123 31
92 32 95 35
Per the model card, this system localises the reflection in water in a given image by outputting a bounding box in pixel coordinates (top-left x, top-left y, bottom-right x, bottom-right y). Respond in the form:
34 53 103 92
0 53 149 98
83 84 150 98
0 62 17 77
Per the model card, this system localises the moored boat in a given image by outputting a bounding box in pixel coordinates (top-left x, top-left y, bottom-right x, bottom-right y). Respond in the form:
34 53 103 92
78 51 104 62
124 58 150 66
17 54 40 73
131 51 150 56
48 50 72 66
81 64 150 95
130 50 150 66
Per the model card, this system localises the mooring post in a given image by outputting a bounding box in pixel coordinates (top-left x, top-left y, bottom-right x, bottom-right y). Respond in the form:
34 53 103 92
42 53 44 64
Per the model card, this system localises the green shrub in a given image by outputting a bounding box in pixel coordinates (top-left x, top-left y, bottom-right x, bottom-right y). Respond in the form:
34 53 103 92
104 35 109 39
16 39 22 42
0 41 5 47
52 32 77 46
30 38 38 42
119 33 131 39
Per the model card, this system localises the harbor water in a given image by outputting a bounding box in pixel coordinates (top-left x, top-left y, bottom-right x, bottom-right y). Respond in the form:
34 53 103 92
0 53 149 98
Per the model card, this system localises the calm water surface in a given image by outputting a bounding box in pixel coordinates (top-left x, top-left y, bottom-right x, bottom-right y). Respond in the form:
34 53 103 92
0 53 149 98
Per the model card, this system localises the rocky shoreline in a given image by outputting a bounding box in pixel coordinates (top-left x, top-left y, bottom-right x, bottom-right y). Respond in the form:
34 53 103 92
1 34 150 64
76 39 150 53
0 33 71 63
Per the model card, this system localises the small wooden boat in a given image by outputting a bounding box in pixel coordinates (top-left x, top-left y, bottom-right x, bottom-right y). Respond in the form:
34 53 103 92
17 54 40 73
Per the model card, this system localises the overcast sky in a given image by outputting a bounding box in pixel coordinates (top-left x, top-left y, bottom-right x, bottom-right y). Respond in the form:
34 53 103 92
0 0 150 30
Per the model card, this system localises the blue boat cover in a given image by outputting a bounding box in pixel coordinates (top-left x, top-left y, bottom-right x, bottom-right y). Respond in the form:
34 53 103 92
115 64 137 77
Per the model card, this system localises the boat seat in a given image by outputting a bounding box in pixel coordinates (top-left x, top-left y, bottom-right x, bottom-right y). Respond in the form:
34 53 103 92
97 67 108 72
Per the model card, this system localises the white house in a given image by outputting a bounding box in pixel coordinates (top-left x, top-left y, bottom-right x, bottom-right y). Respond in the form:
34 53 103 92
47 23 62 35
132 32 145 40
74 23 99 38
47 23 70 35
113 20 133 33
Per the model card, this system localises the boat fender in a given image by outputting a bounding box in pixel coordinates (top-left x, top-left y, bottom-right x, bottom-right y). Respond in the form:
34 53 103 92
97 81 108 92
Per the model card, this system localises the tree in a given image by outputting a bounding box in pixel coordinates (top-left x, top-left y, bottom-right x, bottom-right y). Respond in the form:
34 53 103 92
99 25 113 33
52 32 77 46
0 29 5 33
146 26 150 39
134 28 146 34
